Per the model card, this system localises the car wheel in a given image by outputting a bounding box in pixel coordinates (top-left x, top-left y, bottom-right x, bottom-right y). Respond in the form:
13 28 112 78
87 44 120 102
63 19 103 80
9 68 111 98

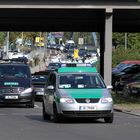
42 102 51 120
26 100 34 108
104 113 114 123
53 104 61 123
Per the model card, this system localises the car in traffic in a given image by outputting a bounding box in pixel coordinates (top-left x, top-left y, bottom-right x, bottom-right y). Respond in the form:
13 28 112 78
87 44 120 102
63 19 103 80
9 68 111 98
86 49 98 58
46 62 61 73
42 63 113 123
32 73 48 101
0 59 34 107
78 48 87 58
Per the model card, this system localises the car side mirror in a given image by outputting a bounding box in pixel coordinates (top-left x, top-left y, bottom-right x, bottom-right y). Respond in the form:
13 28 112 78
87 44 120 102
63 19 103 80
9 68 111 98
47 85 54 90
107 85 113 93
107 85 113 89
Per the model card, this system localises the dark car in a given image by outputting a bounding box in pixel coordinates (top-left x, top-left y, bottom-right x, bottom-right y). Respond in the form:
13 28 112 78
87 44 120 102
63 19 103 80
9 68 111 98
78 48 87 58
112 60 140 73
112 64 140 89
123 81 140 97
86 49 97 58
32 73 48 101
115 73 140 94
67 48 74 59
0 61 34 107
47 62 61 73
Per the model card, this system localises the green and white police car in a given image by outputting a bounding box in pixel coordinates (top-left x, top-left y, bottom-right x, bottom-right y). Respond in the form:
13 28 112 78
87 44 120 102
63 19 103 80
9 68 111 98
42 64 113 123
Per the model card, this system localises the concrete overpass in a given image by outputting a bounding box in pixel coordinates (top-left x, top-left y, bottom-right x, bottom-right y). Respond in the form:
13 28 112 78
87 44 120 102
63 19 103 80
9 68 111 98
0 0 140 85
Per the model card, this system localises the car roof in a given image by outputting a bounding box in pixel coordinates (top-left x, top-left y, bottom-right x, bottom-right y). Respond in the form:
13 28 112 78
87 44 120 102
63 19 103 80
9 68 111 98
58 67 97 73
0 63 28 66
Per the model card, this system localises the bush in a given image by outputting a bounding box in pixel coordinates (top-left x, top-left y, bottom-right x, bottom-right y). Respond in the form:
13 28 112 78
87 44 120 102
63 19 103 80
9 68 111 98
112 47 140 67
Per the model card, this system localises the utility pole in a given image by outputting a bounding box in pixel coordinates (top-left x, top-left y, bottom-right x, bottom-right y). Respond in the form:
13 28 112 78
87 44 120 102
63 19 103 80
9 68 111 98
125 33 127 50
6 31 9 58
21 32 24 46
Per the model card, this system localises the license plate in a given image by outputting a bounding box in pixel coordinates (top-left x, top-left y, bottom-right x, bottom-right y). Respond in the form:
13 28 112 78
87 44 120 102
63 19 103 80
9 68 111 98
79 106 96 111
132 90 137 93
36 92 44 95
5 96 18 99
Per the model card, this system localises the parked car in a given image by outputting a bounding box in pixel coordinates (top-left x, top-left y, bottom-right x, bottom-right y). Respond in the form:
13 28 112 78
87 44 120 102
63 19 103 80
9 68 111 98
112 62 140 89
115 73 140 95
43 63 113 123
123 81 140 97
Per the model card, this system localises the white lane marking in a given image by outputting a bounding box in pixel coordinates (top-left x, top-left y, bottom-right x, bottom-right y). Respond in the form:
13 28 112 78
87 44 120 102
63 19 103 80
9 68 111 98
34 104 42 109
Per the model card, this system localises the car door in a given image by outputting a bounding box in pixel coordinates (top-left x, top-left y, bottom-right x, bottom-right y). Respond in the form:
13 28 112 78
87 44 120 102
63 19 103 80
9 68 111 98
46 73 56 115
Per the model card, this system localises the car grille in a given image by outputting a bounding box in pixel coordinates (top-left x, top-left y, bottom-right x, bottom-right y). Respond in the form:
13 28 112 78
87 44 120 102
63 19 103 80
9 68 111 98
34 88 43 92
0 88 24 94
75 98 100 103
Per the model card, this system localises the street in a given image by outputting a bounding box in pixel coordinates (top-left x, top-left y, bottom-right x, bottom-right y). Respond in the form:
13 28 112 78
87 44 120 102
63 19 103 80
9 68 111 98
0 102 140 140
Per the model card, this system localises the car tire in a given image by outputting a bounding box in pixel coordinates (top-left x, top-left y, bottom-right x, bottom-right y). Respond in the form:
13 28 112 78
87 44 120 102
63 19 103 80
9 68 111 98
104 113 114 123
53 104 61 123
42 102 51 120
26 99 34 108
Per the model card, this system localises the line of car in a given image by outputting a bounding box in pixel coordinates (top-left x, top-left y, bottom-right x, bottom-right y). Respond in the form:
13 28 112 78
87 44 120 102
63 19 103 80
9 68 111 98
112 60 140 97
0 59 113 123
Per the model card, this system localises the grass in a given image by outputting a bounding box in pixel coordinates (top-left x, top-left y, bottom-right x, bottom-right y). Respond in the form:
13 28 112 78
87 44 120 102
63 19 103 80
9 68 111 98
112 91 140 111
112 91 140 104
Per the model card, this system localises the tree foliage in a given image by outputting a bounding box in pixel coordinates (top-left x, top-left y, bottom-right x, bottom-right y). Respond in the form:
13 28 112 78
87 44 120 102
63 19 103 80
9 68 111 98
112 33 140 67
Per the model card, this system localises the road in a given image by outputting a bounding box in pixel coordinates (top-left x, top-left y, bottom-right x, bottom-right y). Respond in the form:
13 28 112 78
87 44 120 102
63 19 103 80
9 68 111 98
0 102 140 140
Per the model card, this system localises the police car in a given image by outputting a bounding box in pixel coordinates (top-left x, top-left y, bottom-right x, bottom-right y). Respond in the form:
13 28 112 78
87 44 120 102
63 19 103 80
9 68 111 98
42 63 113 123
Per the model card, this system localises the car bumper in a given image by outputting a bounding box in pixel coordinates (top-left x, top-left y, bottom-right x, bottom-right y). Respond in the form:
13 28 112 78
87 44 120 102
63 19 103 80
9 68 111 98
61 110 112 118
57 102 113 118
0 94 34 104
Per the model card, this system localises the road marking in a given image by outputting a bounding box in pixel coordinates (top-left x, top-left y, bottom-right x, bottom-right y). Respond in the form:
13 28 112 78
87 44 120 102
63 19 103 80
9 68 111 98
34 104 42 109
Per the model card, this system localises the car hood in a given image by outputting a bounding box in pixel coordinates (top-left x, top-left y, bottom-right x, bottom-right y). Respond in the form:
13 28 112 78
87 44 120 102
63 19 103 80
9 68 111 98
58 89 108 98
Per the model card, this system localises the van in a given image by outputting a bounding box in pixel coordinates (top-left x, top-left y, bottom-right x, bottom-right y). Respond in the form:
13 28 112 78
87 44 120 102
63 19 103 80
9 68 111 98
0 60 34 107
43 63 113 123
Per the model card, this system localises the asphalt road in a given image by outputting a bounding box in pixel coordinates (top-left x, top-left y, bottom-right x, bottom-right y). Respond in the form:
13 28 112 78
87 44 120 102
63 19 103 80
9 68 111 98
0 102 140 140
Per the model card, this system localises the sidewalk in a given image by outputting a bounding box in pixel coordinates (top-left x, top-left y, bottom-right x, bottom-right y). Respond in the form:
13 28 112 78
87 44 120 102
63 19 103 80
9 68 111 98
114 104 140 117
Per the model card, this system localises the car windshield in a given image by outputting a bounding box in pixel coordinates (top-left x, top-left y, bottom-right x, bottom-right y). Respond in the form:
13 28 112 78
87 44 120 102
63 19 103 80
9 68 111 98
49 63 60 67
58 74 106 89
115 63 133 70
0 65 30 78
32 75 47 83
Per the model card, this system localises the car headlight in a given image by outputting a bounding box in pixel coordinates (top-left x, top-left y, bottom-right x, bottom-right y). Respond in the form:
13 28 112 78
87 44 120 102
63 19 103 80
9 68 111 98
21 88 33 94
101 97 113 103
60 97 74 103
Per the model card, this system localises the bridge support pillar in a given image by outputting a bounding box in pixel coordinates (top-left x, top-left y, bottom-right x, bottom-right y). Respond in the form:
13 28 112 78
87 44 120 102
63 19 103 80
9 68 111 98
104 9 113 86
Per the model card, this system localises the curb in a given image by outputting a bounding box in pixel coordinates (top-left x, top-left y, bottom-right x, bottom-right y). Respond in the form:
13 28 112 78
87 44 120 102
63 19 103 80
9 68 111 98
114 108 140 117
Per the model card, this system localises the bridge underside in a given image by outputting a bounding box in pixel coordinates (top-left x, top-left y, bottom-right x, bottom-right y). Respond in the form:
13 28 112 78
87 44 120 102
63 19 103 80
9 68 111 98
0 9 140 32
0 8 140 85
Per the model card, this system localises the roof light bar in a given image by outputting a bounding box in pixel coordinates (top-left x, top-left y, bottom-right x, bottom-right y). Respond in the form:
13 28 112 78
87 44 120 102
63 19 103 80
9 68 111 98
61 63 92 67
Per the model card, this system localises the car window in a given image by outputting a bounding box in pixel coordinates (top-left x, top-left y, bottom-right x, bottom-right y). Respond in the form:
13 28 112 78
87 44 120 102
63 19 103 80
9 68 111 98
32 75 48 83
58 74 106 89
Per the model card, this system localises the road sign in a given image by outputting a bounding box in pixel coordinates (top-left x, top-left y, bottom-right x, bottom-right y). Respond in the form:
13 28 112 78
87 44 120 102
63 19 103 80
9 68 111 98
78 38 84 45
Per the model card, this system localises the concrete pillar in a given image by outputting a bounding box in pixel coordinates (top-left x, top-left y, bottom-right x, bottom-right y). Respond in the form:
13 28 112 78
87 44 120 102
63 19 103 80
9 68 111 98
104 8 113 86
